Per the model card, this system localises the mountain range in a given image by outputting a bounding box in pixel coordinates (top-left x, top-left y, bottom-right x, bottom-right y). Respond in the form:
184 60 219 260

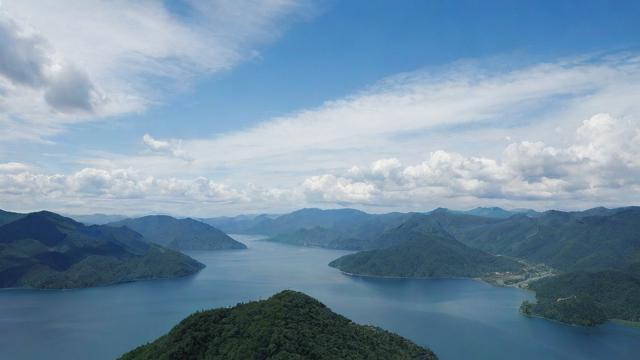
329 214 523 278
210 206 640 326
0 211 204 289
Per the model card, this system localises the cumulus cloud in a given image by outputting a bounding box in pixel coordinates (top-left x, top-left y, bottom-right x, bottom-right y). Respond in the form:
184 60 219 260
0 167 254 213
303 174 376 203
0 0 312 140
301 114 640 209
0 16 97 113
44 64 96 112
2 115 638 215
142 134 190 160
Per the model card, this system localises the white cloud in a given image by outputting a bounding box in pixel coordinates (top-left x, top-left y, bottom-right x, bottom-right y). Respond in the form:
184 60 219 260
142 134 190 160
0 16 48 87
3 50 640 214
0 162 29 172
97 54 640 180
2 114 639 215
0 166 263 215
301 114 640 210
303 174 376 203
0 0 312 141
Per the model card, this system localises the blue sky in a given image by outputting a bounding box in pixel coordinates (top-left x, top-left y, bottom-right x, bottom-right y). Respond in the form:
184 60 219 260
1 0 640 215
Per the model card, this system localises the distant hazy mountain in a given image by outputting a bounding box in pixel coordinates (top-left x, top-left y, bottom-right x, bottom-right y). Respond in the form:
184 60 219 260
455 207 517 219
206 208 376 235
109 215 246 251
266 227 368 250
0 211 204 289
330 216 523 278
201 213 277 234
119 290 437 360
69 213 129 225
260 209 413 250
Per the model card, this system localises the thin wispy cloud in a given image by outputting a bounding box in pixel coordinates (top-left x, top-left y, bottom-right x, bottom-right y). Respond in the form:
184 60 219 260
0 0 312 141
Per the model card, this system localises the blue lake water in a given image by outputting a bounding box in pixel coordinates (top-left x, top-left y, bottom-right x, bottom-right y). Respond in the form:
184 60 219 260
0 235 639 359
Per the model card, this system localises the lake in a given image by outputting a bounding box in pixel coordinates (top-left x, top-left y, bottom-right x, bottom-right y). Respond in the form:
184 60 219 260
0 234 638 360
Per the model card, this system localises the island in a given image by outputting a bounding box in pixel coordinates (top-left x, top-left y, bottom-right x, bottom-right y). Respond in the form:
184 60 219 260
119 290 438 360
0 210 204 289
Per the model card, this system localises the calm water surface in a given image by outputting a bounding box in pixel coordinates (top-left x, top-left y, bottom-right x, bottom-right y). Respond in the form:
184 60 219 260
0 235 638 360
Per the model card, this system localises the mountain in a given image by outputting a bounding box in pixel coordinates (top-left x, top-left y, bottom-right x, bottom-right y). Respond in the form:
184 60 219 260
0 209 24 226
521 271 640 326
449 207 640 273
119 290 437 360
69 213 129 225
201 213 277 234
109 215 246 251
0 211 204 289
248 208 372 235
329 217 523 278
262 210 414 250
265 227 368 250
457 207 516 219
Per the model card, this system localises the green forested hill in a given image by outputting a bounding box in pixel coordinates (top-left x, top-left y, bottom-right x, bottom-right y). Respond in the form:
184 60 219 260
522 271 640 326
109 215 246 251
449 207 640 273
119 290 437 360
0 211 204 289
329 223 522 278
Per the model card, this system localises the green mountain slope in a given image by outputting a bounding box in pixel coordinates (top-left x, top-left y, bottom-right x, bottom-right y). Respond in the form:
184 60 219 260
329 221 522 278
450 207 640 273
0 209 24 226
521 271 640 326
109 215 246 251
0 211 204 289
119 290 437 360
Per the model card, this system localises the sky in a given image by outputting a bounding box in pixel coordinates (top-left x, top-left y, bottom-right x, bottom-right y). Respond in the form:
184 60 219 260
1 0 640 216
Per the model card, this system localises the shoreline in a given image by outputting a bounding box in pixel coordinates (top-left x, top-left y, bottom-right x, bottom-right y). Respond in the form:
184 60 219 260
336 268 640 330
0 269 204 292
333 268 497 285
